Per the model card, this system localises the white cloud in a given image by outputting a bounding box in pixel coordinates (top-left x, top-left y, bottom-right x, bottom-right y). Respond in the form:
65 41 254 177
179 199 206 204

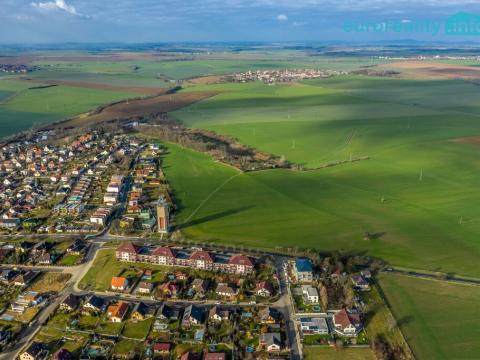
31 0 77 15
277 14 288 21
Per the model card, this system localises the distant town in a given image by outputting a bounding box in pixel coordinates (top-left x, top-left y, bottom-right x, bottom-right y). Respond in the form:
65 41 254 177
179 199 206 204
226 69 348 84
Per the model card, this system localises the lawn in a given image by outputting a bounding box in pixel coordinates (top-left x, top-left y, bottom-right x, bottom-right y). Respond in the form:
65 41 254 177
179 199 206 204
77 314 99 331
78 249 168 291
303 346 375 360
97 320 123 336
379 273 480 359
59 254 81 266
29 272 71 292
113 339 143 356
122 318 154 339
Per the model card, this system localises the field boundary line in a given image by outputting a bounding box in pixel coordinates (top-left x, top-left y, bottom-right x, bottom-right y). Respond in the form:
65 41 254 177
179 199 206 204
182 172 242 224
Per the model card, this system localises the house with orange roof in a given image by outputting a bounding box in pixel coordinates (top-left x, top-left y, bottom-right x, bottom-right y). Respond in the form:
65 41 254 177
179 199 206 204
107 301 129 322
111 276 129 291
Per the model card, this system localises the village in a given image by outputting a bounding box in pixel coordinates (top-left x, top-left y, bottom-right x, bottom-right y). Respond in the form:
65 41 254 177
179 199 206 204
226 69 349 84
0 130 171 236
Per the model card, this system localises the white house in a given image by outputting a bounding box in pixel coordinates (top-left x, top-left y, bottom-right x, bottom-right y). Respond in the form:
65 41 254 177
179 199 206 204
302 285 319 304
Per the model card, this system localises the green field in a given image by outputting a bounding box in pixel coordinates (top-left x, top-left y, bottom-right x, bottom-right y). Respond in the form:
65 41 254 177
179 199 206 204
379 273 480 359
0 79 138 137
163 75 480 277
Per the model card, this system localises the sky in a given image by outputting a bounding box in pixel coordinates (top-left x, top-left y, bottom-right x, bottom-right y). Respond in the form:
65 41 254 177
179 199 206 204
1 0 480 43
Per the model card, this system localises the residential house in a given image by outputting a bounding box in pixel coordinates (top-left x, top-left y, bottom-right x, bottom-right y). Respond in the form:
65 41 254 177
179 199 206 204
51 348 72 360
215 283 238 298
182 305 204 328
294 258 313 283
13 271 37 287
181 353 201 360
351 275 370 291
137 281 153 294
111 276 128 291
255 281 274 297
0 269 19 284
59 294 80 312
159 281 178 297
299 317 329 335
83 295 106 314
333 309 362 336
208 306 230 323
204 353 226 360
131 302 152 321
302 285 319 304
20 342 47 360
258 307 281 324
191 278 210 298
107 301 129 322
152 342 171 356
157 303 180 322
259 333 282 352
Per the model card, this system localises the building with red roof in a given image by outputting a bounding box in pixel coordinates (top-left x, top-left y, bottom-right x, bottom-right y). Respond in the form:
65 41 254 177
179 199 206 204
333 308 362 336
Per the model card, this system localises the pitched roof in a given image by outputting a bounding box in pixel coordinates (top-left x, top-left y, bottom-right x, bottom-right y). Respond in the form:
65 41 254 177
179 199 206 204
108 301 129 319
255 281 273 293
52 348 72 360
180 352 200 360
152 342 171 352
183 304 204 323
111 276 128 288
24 341 44 357
151 246 175 257
204 353 226 360
132 302 148 316
190 250 214 262
116 242 138 254
85 295 104 309
61 294 79 309
228 254 253 267
260 332 282 347
334 308 361 329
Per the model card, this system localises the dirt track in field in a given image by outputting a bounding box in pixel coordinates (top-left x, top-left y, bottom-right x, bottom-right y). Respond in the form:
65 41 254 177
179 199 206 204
186 75 225 84
19 78 166 95
452 136 480 145
379 61 480 80
57 91 218 128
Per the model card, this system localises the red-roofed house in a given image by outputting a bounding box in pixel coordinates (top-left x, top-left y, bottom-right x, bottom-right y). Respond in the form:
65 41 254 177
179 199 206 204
107 301 129 322
153 342 171 355
204 352 226 360
333 309 362 336
111 276 129 291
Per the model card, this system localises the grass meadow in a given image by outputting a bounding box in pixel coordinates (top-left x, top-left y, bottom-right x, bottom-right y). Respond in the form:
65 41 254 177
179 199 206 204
379 273 480 359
